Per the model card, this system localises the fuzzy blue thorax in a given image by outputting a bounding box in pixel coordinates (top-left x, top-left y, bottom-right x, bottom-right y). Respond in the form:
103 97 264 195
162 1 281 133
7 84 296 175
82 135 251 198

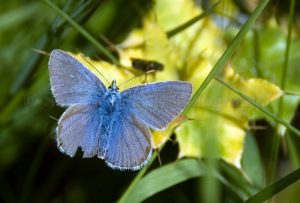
103 80 121 113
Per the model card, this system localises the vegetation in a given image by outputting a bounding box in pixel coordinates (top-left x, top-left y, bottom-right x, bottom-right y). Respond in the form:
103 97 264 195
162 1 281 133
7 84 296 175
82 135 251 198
1 0 300 202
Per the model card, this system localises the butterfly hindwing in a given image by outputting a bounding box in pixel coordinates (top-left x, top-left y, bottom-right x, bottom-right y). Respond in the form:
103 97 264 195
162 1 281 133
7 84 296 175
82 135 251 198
57 104 101 158
104 111 152 170
121 81 192 130
49 49 106 106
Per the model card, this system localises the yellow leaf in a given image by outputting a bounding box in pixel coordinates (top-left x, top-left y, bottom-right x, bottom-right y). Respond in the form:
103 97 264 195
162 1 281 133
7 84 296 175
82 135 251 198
224 66 284 119
152 115 188 149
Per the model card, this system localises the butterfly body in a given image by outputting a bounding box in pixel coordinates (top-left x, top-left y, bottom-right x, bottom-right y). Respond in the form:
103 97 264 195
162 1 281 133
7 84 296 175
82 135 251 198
102 85 121 114
49 49 192 170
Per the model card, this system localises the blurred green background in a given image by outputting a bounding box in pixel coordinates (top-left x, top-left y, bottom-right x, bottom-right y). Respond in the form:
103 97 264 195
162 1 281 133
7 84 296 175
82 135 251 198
0 1 185 202
1 0 300 203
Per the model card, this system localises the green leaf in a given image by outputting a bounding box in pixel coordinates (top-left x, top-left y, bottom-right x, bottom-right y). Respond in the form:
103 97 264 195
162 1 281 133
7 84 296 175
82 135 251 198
176 67 283 167
120 159 257 203
215 77 300 137
123 159 206 203
230 20 300 128
245 167 300 203
242 132 265 187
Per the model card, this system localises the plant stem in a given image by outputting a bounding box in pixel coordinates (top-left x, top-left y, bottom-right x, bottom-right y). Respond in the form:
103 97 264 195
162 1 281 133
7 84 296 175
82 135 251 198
269 0 295 184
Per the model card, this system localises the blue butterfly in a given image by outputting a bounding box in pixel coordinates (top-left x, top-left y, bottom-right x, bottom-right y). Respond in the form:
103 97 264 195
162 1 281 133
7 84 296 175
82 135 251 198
49 49 192 170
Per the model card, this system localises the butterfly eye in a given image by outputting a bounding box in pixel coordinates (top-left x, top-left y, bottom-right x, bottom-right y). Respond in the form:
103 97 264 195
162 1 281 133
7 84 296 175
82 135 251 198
108 80 119 92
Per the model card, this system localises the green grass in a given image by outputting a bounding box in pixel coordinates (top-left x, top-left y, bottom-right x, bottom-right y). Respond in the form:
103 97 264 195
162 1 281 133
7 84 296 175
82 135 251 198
1 0 300 202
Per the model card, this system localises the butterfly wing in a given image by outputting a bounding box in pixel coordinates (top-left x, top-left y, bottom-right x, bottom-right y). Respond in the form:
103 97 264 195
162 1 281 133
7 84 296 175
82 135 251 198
57 104 102 157
121 81 192 130
49 49 106 106
103 81 191 170
104 111 152 170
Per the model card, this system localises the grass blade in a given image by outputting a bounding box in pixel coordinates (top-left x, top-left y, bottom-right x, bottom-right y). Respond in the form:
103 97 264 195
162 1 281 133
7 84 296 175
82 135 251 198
245 168 300 203
121 159 257 203
117 151 158 203
118 1 270 201
215 77 300 137
269 0 296 183
279 0 295 101
43 0 118 65
123 159 205 203
182 0 270 114
166 1 220 38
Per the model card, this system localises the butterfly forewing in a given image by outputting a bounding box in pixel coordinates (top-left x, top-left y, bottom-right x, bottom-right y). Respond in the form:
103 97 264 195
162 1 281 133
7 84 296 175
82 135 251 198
121 81 192 130
49 49 106 106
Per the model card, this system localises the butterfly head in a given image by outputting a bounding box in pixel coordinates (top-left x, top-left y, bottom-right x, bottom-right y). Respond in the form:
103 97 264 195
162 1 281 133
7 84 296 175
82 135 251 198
108 80 119 93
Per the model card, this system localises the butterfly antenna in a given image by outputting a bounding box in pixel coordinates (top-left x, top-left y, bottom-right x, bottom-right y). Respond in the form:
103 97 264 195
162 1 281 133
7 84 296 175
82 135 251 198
118 69 155 87
32 48 49 56
80 54 111 86
49 115 58 121
99 34 118 52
